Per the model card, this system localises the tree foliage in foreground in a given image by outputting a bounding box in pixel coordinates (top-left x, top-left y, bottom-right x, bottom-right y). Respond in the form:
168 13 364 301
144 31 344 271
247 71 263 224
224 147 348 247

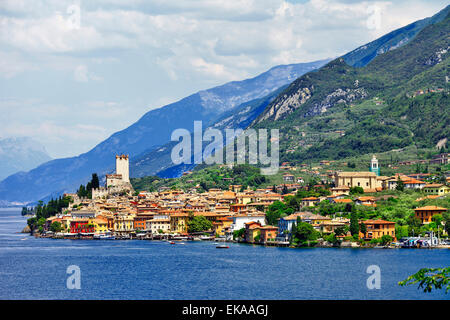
399 267 450 293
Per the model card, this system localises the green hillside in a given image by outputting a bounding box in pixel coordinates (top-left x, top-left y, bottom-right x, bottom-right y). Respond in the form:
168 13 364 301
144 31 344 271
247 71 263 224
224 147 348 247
252 12 450 164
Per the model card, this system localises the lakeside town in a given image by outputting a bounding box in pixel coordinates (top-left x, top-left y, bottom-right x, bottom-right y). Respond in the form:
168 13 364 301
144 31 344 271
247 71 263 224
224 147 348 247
23 153 450 249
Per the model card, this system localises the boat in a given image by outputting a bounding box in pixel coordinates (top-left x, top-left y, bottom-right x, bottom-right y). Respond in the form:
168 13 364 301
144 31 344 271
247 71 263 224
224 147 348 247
216 244 229 249
20 238 27 241
178 242 186 245
169 241 176 244
94 233 115 240
99 234 115 240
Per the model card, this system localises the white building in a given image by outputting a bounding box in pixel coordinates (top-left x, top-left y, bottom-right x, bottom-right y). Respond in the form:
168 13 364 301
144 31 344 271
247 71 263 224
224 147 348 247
229 214 266 232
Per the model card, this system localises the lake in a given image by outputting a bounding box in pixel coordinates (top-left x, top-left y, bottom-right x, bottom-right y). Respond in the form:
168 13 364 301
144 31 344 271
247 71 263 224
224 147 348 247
0 209 448 300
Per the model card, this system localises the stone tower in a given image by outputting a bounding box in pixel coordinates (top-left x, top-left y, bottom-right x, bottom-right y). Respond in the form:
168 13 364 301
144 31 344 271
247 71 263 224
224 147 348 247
116 155 130 182
370 155 380 176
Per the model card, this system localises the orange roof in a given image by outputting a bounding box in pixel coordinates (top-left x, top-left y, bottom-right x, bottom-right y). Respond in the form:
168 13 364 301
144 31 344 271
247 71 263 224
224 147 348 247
414 206 447 212
334 199 352 203
357 196 375 201
302 197 318 200
362 219 395 225
403 178 425 184
424 184 445 188
362 203 377 207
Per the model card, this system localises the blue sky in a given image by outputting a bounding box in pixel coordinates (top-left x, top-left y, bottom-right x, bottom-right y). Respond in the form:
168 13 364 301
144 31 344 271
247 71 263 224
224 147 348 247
0 0 448 158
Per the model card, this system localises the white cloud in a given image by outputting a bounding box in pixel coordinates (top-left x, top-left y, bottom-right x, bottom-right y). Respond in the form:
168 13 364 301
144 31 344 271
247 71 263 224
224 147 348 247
0 0 448 157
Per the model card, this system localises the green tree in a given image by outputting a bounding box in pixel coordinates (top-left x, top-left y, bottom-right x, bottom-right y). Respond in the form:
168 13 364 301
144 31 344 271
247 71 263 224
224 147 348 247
396 177 405 191
399 267 450 293
432 214 443 227
349 208 359 236
50 221 62 233
359 222 367 237
187 215 213 233
233 228 245 240
266 201 287 226
349 186 364 195
294 220 320 244
334 226 348 237
380 235 393 245
91 173 100 189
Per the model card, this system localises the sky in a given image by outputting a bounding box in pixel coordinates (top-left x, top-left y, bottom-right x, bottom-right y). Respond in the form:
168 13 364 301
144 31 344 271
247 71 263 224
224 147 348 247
0 0 448 158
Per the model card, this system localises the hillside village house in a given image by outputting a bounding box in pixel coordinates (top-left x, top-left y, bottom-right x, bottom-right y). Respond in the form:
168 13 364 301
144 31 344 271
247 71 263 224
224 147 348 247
355 196 376 207
283 174 295 182
423 184 450 195
319 218 350 234
301 197 320 207
414 206 447 224
331 186 350 196
385 175 426 190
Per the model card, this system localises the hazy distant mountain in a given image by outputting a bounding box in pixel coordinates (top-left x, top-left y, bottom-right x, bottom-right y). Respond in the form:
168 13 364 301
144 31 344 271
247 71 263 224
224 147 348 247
0 59 330 204
0 137 51 181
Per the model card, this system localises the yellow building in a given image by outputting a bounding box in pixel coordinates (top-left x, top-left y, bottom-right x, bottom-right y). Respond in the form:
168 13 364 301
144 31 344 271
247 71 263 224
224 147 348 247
89 216 109 234
213 216 234 236
244 221 262 243
301 197 319 207
113 214 135 233
170 213 189 233
423 184 450 195
414 206 447 224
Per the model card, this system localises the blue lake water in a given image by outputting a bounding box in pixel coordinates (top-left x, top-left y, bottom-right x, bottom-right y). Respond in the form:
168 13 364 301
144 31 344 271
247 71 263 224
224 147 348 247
0 209 448 300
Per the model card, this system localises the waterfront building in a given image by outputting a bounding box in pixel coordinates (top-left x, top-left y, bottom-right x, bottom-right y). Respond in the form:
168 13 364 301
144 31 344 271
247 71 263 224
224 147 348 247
259 226 278 243
146 214 171 234
229 214 265 233
133 213 154 231
113 214 134 234
359 220 396 240
213 216 233 236
244 221 262 243
70 219 94 234
169 212 189 234
90 216 108 234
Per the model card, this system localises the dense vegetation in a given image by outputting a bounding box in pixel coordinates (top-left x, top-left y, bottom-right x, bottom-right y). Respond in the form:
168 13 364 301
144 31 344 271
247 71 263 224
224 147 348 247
26 196 72 233
132 164 269 193
252 14 450 165
76 173 100 199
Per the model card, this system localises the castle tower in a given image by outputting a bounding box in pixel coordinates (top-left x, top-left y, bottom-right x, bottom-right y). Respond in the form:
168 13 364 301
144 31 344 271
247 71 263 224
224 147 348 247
370 155 380 176
116 155 130 182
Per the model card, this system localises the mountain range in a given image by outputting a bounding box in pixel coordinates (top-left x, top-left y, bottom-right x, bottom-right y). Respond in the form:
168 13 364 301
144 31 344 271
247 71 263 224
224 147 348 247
0 60 330 205
0 137 51 181
0 4 448 206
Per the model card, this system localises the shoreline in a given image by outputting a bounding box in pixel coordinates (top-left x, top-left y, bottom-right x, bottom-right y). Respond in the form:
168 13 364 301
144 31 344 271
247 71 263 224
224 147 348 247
29 232 450 249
